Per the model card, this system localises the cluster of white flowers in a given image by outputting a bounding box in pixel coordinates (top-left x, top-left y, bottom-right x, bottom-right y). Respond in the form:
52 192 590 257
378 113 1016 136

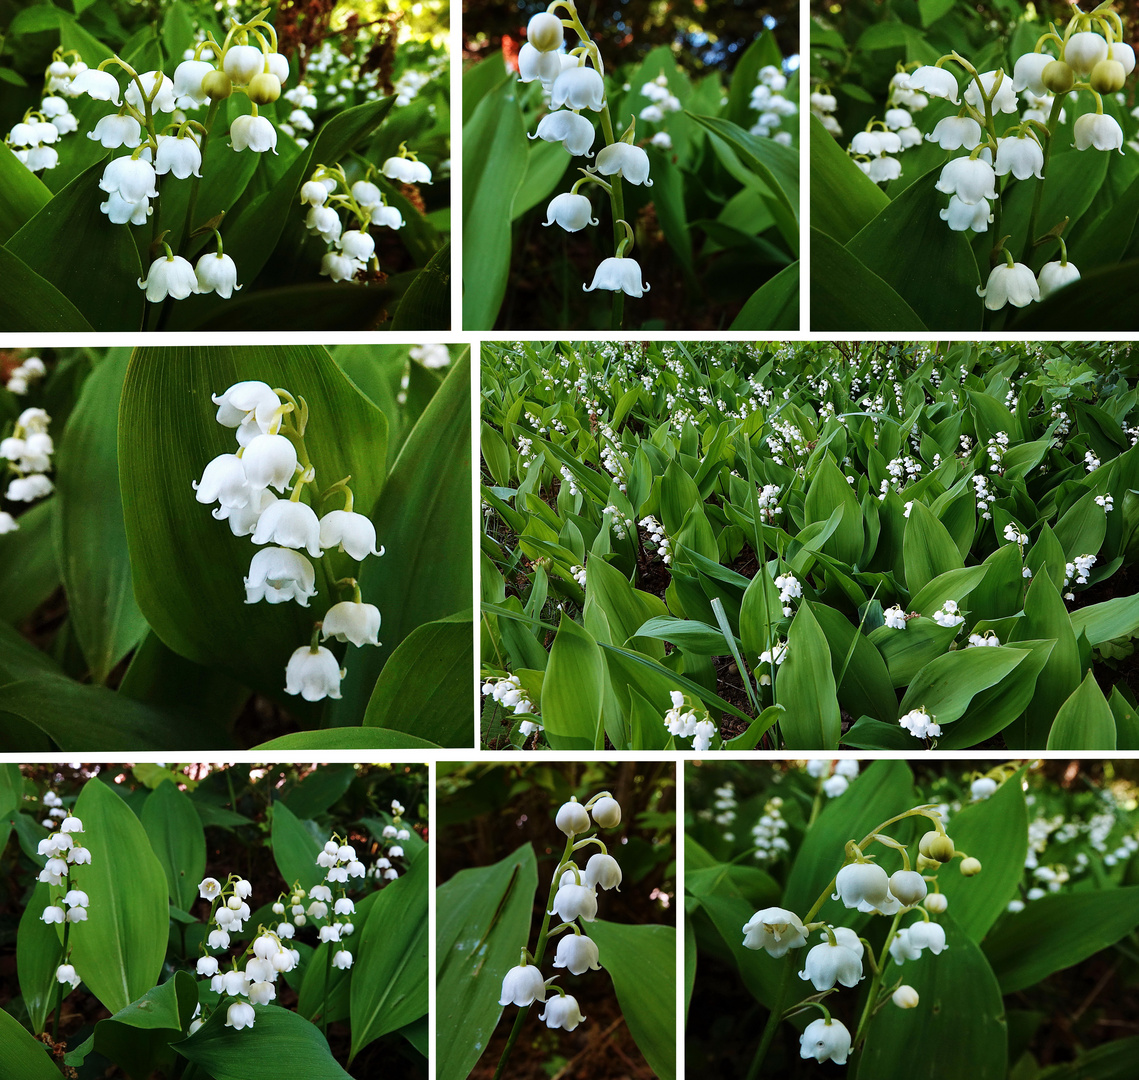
752 795 791 861
931 599 965 628
5 354 46 396
1062 553 1096 598
742 814 977 1066
1084 449 1101 472
559 465 582 497
570 563 588 587
499 794 624 1033
663 690 717 750
807 758 860 798
2 406 55 533
756 483 784 522
758 639 788 685
603 504 635 540
811 88 841 137
409 344 452 370
908 14 1136 309
749 65 796 144
38 807 91 992
706 782 737 840
523 7 651 298
482 675 543 738
775 572 802 617
299 163 407 284
372 801 413 883
1003 522 1030 547
1096 493 1114 512
639 515 672 564
848 68 928 182
4 50 89 172
899 706 941 740
638 73 684 150
967 631 1001 648
973 473 995 520
193 380 384 701
277 80 319 145
882 605 909 630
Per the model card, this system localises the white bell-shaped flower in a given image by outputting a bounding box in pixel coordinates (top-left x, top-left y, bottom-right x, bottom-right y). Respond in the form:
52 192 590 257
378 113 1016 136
285 645 344 701
223 45 265 85
318 509 383 560
531 110 596 157
138 254 199 302
212 381 280 431
590 796 621 828
1110 41 1136 75
196 955 219 976
244 546 317 605
230 114 277 153
963 70 1018 114
193 453 250 508
897 125 923 148
100 156 158 202
241 433 297 492
800 1018 851 1065
834 861 892 912
994 134 1044 179
125 70 176 113
883 107 912 129
100 192 151 226
321 252 359 282
925 115 981 150
555 800 590 836
225 1001 255 1030
518 42 565 85
382 156 432 184
371 204 404 230
0 512 17 534
1013 51 1054 94
499 963 546 1006
51 111 79 135
41 905 66 924
7 475 54 501
907 920 948 954
550 66 605 111
741 907 809 956
1035 257 1080 300
155 134 202 179
549 882 598 922
322 601 382 647
889 869 928 906
799 937 864 991
340 230 375 262
544 191 597 232
252 499 323 556
307 205 342 243
248 980 276 1005
584 256 649 298
56 964 82 989
593 142 652 185
1073 112 1123 152
71 68 122 104
970 777 998 800
935 156 997 204
527 11 564 51
940 194 993 232
977 261 1039 309
195 251 242 298
267 52 290 84
87 113 142 148
332 950 353 970
540 994 586 1031
583 852 622 891
173 59 213 106
907 65 959 103
1065 31 1109 75
350 179 381 208
553 933 601 974
868 155 901 182
301 179 330 206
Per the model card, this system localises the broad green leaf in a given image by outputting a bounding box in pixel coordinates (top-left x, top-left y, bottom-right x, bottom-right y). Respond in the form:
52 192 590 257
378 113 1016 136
362 615 473 746
810 228 926 330
173 1003 351 1080
17 882 61 1034
0 1006 63 1080
333 351 470 725
270 800 323 893
141 780 207 912
463 82 528 327
119 345 387 710
0 500 61 625
869 618 959 687
6 160 144 331
897 646 1028 725
53 349 149 683
776 603 841 749
635 615 729 654
91 971 199 1080
903 501 964 596
390 241 451 331
933 766 1028 940
0 142 52 243
589 919 676 1080
349 850 428 1058
859 914 1006 1080
1070 593 1139 646
70 779 168 1014
436 842 539 1080
808 114 888 244
296 892 380 1025
846 169 983 331
1046 671 1117 749
1035 1036 1139 1080
730 262 799 330
803 456 863 565
984 886 1139 992
810 602 898 723
541 612 604 750
254 727 440 750
0 245 94 331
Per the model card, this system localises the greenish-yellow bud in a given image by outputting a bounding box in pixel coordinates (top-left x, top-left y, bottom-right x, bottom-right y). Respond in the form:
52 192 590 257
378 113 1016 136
247 72 282 105
960 856 982 876
1090 58 1126 94
202 69 232 100
919 830 955 862
1041 59 1075 94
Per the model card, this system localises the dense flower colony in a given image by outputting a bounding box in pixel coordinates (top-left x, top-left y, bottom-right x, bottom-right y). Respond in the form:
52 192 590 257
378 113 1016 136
193 380 384 701
498 793 624 1034
4 50 85 172
741 802 981 1066
522 4 651 300
749 64 798 143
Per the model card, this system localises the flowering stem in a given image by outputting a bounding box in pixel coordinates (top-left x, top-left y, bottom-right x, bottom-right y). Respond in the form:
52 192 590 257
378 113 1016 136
182 97 220 254
745 951 796 1080
597 105 626 331
852 909 904 1050
1021 94 1066 263
490 832 575 1080
321 937 333 1035
50 914 72 1041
